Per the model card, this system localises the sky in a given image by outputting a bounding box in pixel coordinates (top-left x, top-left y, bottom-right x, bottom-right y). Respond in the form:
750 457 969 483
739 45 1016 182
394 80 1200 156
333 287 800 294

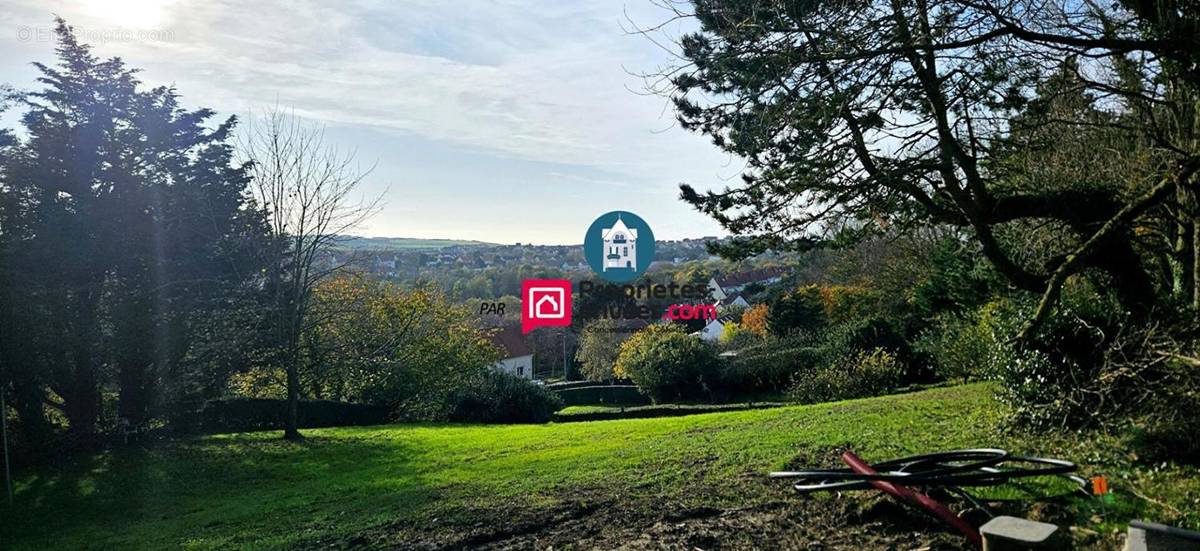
0 0 745 245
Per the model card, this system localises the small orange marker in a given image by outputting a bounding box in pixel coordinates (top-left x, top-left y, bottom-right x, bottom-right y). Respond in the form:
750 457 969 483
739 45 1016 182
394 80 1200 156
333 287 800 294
1092 476 1109 495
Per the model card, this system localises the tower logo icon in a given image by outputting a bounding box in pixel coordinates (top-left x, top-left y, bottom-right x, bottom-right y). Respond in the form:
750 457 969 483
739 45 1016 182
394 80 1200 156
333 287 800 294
584 211 654 283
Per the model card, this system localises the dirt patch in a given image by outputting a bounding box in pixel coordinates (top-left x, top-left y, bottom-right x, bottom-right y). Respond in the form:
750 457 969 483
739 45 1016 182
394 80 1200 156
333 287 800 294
333 477 1111 550
371 492 974 550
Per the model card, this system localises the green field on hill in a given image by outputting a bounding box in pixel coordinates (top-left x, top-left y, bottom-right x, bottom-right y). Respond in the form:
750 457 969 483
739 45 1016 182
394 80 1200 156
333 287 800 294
332 236 497 251
4 384 1196 549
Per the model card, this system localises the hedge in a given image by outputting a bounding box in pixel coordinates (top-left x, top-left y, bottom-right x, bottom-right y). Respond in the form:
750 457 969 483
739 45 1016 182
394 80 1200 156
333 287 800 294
553 402 784 422
544 380 612 392
446 371 563 423
553 385 650 406
171 398 393 434
721 346 821 394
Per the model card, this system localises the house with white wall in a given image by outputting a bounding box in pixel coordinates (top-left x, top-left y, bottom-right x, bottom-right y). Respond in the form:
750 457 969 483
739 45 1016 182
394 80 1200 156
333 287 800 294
691 315 736 342
490 325 534 379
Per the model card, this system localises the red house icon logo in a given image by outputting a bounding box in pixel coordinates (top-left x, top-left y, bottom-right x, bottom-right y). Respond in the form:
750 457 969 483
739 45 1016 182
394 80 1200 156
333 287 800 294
522 279 572 333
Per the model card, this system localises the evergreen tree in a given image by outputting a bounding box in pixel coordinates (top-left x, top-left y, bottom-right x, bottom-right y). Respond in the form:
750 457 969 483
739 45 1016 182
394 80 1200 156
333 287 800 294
0 19 268 444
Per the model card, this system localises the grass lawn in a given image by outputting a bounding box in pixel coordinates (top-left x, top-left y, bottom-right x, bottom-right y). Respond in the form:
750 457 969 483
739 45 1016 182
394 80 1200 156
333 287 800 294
4 383 1197 549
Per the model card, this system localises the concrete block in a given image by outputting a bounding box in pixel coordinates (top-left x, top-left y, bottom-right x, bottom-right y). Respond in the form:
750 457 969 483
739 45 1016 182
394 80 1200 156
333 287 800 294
1125 520 1200 551
980 515 1062 550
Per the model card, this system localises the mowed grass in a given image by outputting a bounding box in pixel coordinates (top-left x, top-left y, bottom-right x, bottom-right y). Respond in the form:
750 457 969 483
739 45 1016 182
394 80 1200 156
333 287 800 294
3 384 1197 549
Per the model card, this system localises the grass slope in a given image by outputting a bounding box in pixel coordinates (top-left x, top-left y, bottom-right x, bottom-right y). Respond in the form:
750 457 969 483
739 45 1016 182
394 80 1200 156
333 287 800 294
4 384 1196 549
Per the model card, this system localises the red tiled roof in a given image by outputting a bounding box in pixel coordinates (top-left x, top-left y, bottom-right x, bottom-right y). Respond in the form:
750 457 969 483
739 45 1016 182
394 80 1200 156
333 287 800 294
715 266 787 288
490 325 532 359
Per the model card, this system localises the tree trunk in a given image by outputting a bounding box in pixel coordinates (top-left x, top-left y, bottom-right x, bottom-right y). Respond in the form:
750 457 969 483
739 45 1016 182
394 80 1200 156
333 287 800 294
1181 221 1196 302
1194 217 1200 309
64 354 99 444
1174 185 1196 302
1099 236 1157 318
282 315 303 441
117 360 152 429
64 294 101 445
283 356 302 441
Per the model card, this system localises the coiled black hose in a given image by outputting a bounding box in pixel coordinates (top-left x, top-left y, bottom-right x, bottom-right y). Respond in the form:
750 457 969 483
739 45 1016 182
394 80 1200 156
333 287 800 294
769 448 1088 537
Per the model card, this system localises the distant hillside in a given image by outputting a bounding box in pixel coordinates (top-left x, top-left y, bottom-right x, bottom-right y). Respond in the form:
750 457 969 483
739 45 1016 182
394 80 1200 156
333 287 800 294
333 236 497 251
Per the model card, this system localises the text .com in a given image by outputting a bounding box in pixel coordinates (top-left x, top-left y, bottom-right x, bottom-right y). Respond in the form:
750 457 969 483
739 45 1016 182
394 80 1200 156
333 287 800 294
662 303 717 321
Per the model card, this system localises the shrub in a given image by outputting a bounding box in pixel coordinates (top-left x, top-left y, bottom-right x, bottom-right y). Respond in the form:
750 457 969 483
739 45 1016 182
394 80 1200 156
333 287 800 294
554 385 650 406
171 398 392 434
789 348 903 404
615 324 721 402
818 315 908 358
988 285 1200 461
719 321 760 350
721 344 821 395
990 287 1125 428
576 318 626 383
1131 349 1200 462
814 315 914 381
994 298 1200 462
544 380 609 392
445 371 563 423
914 314 996 382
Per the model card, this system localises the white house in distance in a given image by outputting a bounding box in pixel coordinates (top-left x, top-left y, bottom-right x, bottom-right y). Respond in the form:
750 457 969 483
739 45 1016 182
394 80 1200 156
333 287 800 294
708 267 787 300
490 325 534 379
601 216 637 272
692 315 737 342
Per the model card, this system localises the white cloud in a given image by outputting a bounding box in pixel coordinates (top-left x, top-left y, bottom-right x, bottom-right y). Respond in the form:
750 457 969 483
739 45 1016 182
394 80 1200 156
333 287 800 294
0 0 738 242
8 0 711 166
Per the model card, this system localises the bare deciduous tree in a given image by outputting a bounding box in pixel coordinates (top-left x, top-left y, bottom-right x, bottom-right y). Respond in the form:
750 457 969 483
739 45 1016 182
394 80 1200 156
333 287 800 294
240 107 382 440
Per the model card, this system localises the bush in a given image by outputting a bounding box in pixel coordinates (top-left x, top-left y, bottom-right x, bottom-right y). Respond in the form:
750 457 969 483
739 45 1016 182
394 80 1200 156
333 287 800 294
544 380 611 392
818 315 908 359
446 371 563 423
990 287 1125 428
719 321 760 349
721 344 821 395
615 324 721 402
998 309 1200 456
576 318 626 383
966 284 1200 462
171 398 392 434
554 385 650 406
789 348 903 404
914 314 996 383
1131 349 1200 462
